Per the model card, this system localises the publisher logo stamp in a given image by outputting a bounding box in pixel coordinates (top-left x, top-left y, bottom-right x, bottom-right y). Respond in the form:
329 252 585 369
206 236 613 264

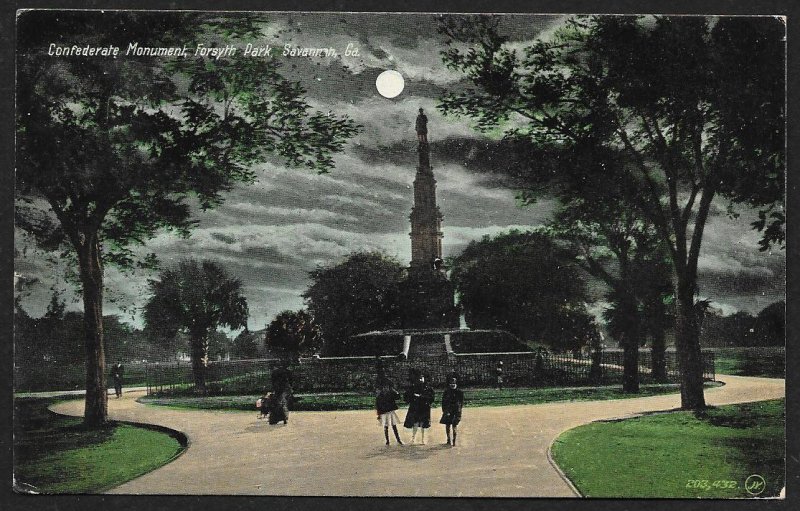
745 474 766 496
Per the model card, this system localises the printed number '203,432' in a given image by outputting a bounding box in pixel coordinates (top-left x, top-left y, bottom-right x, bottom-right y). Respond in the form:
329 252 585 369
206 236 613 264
686 480 738 491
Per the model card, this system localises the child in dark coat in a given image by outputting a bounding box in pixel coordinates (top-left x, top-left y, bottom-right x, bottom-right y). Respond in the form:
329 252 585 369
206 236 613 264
403 373 435 444
440 376 465 446
376 379 404 445
257 390 271 419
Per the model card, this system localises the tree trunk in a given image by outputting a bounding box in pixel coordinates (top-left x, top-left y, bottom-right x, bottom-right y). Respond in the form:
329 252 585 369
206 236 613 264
674 281 706 410
190 334 209 392
651 327 668 383
618 295 640 393
622 336 640 393
77 235 108 426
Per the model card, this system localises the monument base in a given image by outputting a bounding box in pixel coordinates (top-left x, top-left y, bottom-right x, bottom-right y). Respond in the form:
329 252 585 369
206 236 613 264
399 269 460 330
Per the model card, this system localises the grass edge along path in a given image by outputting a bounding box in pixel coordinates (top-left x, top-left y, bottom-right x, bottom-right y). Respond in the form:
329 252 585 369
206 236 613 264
550 398 785 498
139 382 722 412
13 397 186 494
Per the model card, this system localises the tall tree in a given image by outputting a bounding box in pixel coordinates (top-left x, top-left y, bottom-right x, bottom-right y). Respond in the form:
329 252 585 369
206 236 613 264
16 12 359 424
551 191 674 390
303 252 405 355
144 259 248 391
439 15 784 409
449 230 589 349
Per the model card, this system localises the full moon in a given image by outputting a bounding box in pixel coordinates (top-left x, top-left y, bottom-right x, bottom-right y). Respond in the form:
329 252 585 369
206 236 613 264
375 70 405 98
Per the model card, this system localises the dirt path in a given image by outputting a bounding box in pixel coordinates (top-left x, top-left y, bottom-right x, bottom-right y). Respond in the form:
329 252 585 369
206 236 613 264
49 374 784 497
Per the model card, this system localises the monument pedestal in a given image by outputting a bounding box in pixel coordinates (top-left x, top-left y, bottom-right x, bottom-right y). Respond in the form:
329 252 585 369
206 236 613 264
400 268 460 330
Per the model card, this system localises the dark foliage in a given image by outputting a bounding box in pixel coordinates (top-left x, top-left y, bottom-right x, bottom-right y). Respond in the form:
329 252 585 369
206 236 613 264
449 230 590 349
303 252 406 355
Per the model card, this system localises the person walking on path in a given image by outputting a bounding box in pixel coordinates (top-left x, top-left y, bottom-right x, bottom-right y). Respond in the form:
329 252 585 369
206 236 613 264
111 362 124 398
268 390 289 425
376 379 404 446
440 376 465 446
269 363 293 425
403 372 435 444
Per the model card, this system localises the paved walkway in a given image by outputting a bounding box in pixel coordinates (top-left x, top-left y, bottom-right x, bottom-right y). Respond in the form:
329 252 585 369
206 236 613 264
49 375 784 497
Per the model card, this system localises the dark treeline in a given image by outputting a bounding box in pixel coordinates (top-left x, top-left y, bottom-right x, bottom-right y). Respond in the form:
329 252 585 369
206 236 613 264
14 292 247 370
699 301 784 347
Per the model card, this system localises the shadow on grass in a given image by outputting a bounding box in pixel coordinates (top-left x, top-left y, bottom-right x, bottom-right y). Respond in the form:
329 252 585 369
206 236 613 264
697 400 786 497
13 398 116 462
14 396 187 494
694 400 784 429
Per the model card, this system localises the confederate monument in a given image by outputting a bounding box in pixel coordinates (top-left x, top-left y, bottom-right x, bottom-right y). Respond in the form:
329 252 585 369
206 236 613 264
400 109 460 329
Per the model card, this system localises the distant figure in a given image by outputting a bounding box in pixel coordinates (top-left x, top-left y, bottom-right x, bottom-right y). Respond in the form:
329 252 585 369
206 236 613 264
375 355 387 386
269 364 293 425
495 361 504 390
404 372 435 444
415 108 428 143
111 362 124 398
440 376 465 446
376 379 404 446
534 347 546 373
433 257 444 271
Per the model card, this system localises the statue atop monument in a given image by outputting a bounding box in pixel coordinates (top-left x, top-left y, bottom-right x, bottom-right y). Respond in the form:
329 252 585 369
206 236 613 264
415 108 428 143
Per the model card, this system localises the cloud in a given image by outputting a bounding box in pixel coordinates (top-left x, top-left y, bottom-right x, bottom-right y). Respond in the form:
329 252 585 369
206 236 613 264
695 199 785 309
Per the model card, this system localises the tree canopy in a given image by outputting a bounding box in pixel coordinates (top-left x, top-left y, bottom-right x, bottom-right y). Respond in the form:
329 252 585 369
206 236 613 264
16 11 359 423
303 252 405 355
265 310 322 358
439 14 784 409
449 230 590 349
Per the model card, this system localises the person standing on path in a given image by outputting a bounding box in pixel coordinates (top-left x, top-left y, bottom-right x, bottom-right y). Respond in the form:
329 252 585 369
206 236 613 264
111 362 124 398
440 376 465 446
403 372 434 444
376 379 404 445
495 361 504 390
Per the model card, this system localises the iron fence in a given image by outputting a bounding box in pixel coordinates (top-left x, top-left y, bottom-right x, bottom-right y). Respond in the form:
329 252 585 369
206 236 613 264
142 349 716 396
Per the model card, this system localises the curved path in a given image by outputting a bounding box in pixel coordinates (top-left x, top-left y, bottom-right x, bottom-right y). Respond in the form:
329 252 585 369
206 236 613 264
49 375 784 497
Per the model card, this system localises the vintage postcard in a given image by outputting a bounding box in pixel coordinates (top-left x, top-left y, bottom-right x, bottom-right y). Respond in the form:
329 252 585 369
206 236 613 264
12 9 786 499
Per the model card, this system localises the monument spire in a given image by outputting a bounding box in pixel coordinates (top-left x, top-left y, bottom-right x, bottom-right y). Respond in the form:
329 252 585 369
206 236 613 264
400 110 459 329
409 108 444 273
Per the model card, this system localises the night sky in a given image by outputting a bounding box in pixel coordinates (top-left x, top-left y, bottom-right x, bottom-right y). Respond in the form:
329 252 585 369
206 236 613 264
14 13 785 330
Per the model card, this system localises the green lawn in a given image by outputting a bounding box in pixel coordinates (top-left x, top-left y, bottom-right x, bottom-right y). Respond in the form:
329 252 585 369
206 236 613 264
14 397 185 494
713 350 785 378
551 399 785 498
139 382 720 412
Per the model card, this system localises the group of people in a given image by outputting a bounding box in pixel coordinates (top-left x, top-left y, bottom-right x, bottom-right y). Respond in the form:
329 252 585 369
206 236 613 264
255 362 473 446
376 370 464 447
